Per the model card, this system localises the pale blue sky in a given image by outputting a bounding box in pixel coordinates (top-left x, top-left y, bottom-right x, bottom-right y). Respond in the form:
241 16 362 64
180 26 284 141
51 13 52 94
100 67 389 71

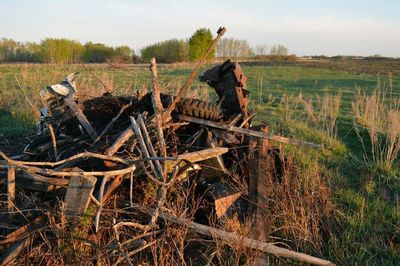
1 0 399 56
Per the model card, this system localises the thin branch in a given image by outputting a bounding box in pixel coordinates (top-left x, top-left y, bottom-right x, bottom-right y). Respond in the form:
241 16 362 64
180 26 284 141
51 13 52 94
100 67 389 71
93 99 133 144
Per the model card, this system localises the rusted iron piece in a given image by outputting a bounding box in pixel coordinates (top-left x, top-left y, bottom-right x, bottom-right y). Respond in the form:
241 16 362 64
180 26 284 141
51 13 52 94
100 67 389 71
199 59 250 123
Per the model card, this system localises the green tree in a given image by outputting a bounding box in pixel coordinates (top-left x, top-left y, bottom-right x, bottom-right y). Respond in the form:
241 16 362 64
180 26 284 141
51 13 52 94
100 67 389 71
141 39 188 63
188 28 214 61
40 38 83 63
112 45 133 63
82 42 114 63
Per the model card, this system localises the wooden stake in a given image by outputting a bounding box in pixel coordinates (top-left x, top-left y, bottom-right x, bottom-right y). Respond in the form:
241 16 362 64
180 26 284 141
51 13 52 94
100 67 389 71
149 58 167 175
7 167 15 211
248 127 270 265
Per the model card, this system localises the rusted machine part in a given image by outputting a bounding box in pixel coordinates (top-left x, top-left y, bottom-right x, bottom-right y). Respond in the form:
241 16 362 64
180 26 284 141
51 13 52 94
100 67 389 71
176 98 222 121
140 93 223 121
199 60 250 124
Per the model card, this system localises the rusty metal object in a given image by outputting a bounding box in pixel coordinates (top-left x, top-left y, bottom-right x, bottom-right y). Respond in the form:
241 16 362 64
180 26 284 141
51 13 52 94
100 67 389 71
199 59 250 124
176 98 222 121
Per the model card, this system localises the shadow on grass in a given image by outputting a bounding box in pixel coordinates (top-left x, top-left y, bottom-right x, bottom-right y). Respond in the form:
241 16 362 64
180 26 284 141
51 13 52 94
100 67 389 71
0 110 36 137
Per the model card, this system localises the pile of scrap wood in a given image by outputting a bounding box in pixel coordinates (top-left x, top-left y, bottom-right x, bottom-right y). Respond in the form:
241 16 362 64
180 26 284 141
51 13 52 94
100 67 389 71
0 29 332 266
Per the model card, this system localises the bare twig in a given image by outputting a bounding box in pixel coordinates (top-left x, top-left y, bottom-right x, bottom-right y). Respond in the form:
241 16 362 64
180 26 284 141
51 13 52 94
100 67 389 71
80 63 111 93
137 115 163 178
130 116 158 177
112 219 133 266
0 150 132 167
127 240 157 257
113 221 151 231
95 175 110 232
48 124 58 159
93 99 133 144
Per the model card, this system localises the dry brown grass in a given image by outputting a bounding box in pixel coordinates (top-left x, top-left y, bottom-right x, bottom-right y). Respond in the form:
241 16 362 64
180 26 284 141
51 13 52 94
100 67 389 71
302 92 341 139
352 85 400 170
255 151 333 254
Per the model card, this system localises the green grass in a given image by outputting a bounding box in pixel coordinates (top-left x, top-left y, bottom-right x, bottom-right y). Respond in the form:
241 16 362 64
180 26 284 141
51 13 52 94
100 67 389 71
0 62 399 264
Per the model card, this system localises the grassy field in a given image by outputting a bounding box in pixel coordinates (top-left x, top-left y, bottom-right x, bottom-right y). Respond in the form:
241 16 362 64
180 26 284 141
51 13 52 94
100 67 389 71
0 61 399 264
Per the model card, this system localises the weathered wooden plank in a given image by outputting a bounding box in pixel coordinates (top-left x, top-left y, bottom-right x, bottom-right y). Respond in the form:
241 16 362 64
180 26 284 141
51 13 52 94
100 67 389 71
165 147 229 172
64 175 96 218
177 147 229 163
64 96 98 141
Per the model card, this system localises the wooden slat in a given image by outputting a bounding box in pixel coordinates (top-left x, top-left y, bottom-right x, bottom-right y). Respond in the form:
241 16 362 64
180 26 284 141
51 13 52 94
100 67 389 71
165 147 229 172
64 175 96 218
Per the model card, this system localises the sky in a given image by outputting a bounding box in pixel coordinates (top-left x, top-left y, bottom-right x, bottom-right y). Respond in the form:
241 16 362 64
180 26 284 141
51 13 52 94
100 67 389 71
0 0 399 57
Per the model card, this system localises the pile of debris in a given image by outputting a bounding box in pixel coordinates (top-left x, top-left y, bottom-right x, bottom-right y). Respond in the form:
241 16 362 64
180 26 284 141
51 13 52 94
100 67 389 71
0 28 332 265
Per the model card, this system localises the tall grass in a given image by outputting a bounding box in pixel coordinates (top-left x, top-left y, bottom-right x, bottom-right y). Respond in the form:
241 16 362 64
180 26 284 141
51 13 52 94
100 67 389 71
302 93 341 139
352 85 400 170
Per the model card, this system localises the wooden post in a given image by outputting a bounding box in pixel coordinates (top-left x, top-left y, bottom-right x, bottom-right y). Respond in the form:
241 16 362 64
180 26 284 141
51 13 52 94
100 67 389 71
7 167 16 211
149 57 167 175
64 174 96 219
248 126 270 265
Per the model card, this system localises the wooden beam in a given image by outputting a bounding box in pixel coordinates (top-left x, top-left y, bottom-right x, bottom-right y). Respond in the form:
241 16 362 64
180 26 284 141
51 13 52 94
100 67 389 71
64 96 98 141
177 147 229 163
179 115 320 148
134 205 335 266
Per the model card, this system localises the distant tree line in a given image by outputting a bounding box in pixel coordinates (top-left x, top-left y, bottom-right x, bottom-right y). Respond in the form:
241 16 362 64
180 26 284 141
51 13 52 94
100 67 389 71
216 38 254 58
0 38 135 63
141 28 294 63
141 28 215 63
0 28 296 64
